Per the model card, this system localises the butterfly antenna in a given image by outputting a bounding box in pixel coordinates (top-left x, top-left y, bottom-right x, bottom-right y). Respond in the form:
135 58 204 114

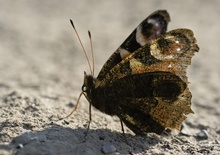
70 19 93 75
88 31 95 76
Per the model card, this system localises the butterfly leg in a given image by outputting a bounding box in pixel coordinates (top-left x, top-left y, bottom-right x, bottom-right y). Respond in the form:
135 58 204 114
120 118 130 145
83 101 92 141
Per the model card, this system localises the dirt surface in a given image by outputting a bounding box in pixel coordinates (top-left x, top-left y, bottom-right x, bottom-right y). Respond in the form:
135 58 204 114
0 1 220 155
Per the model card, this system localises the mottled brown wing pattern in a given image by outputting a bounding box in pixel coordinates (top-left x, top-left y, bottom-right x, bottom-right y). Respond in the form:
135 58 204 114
82 10 199 135
97 10 170 81
95 29 198 133
97 29 198 87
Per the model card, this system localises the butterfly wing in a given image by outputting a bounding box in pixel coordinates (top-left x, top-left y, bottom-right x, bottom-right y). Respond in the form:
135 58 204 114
98 71 190 134
97 10 170 81
98 29 199 87
96 29 199 134
117 89 193 134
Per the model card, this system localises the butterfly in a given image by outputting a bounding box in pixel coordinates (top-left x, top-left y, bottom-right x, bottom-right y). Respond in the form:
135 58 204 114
69 10 199 135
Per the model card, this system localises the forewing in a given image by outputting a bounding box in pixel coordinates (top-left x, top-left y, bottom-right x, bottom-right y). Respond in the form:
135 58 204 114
98 29 199 87
97 10 170 81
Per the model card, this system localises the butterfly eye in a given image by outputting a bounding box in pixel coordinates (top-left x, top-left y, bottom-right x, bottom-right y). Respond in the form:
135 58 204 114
82 85 87 92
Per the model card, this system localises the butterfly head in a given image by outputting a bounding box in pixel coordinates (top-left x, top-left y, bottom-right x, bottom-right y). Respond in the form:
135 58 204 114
82 71 95 101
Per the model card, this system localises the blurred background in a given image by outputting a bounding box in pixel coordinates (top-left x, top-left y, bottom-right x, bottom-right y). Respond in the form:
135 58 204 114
0 0 219 154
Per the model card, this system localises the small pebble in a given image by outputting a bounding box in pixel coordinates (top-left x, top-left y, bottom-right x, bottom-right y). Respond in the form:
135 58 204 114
197 129 209 139
16 143 24 149
102 144 117 154
64 119 70 125
14 132 47 145
14 132 33 144
180 123 191 136
67 102 75 107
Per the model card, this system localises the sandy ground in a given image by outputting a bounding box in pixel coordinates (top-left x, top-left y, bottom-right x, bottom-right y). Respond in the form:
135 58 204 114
0 1 220 155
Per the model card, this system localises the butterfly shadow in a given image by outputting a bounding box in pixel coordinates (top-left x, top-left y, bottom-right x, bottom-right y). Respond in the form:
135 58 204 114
8 123 162 155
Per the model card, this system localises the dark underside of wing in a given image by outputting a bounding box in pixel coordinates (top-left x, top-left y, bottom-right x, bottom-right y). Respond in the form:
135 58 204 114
104 71 186 100
96 71 187 134
91 10 198 135
119 103 165 134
